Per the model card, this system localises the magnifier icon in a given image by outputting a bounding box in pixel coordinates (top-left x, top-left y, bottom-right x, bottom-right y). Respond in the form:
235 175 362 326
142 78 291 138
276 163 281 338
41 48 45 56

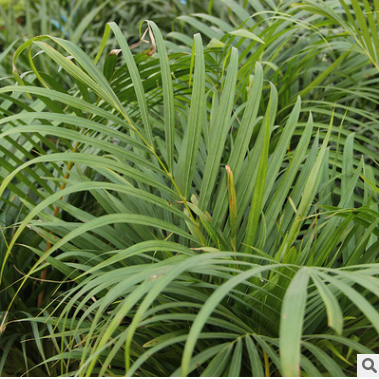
362 358 377 373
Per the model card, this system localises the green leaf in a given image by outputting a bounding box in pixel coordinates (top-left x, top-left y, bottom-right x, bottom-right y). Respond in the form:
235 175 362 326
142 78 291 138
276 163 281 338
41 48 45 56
198 47 238 211
107 22 154 146
207 38 226 48
280 268 309 377
229 29 265 44
309 270 343 334
176 33 205 199
243 91 272 250
201 344 233 376
228 338 242 376
245 335 264 377
148 21 176 172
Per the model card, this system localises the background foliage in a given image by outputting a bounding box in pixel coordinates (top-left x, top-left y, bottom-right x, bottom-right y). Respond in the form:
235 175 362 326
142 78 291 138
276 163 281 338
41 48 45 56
1 0 379 376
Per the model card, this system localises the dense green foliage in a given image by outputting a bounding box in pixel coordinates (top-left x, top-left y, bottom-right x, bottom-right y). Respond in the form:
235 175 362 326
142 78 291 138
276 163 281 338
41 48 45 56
1 0 379 376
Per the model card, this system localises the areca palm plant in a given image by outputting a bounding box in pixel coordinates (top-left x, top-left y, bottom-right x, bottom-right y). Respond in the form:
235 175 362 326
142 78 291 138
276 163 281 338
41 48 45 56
1 0 379 376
